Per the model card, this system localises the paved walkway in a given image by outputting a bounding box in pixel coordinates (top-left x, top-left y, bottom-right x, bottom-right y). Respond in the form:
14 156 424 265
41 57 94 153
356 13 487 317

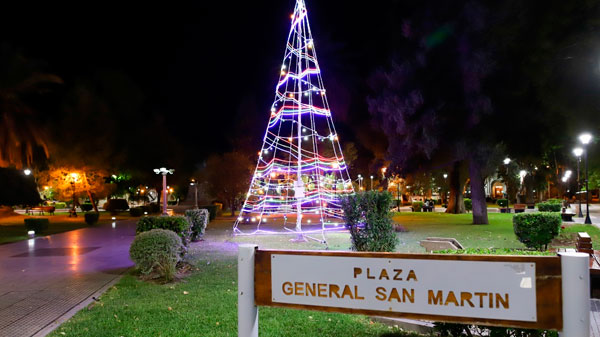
0 220 136 337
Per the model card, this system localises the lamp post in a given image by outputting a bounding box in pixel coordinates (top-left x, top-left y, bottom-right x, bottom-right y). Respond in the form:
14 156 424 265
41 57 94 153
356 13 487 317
573 147 584 217
443 173 448 205
397 178 401 211
503 158 511 213
579 133 592 224
154 167 174 216
357 174 363 190
370 175 374 190
70 173 79 216
190 179 198 209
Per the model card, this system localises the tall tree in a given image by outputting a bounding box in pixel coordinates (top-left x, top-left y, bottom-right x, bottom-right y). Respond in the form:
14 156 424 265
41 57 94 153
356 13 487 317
37 165 113 212
0 167 41 216
0 45 62 169
200 151 253 216
368 1 494 223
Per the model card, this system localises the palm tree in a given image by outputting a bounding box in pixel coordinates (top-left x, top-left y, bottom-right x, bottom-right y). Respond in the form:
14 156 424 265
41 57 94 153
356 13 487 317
0 44 62 169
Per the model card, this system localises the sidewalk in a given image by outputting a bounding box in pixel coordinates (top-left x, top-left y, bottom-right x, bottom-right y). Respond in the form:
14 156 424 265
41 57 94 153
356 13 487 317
0 220 136 337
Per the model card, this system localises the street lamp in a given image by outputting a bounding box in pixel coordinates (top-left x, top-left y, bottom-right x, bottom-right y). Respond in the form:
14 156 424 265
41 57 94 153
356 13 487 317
397 178 401 211
357 174 363 190
579 133 593 224
370 175 374 190
573 147 584 217
190 179 198 209
23 169 31 176
154 167 174 216
503 158 511 213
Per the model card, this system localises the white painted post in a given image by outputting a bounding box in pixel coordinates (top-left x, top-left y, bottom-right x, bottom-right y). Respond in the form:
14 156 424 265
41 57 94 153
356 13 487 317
559 252 590 337
238 244 259 337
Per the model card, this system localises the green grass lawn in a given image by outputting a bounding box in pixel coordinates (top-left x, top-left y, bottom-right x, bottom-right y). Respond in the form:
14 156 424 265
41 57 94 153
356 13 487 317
231 211 600 251
49 250 423 337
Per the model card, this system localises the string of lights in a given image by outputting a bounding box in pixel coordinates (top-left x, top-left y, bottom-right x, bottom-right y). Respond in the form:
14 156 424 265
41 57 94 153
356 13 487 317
233 0 353 241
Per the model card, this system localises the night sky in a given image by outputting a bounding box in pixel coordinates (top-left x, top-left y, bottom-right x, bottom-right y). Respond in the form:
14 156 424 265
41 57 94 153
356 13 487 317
1 1 394 171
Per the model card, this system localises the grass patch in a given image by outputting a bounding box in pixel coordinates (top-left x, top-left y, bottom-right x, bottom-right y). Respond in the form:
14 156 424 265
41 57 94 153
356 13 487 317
392 212 525 252
48 251 424 337
559 224 600 249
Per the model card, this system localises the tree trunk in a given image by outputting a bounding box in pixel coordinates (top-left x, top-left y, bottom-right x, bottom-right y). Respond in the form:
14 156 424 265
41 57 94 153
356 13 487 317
525 175 535 204
230 198 236 217
468 159 489 224
87 190 99 212
446 161 467 214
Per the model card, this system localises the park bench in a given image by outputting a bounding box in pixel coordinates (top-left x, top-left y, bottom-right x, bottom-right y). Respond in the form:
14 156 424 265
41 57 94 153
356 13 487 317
514 204 526 213
26 206 55 215
420 237 464 253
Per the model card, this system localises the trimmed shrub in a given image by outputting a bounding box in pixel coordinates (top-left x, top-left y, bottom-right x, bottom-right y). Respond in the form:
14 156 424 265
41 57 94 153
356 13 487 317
185 209 209 242
148 203 161 214
129 229 182 281
136 216 192 253
80 203 93 212
54 202 67 209
434 248 554 256
497 199 508 208
536 201 562 212
463 198 472 212
199 205 217 221
513 212 561 250
103 199 129 213
24 218 49 233
84 212 99 225
411 201 423 212
341 191 398 252
129 207 144 217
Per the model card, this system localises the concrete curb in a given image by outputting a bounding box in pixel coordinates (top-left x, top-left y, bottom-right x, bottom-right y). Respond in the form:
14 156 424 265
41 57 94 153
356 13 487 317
32 269 130 337
371 316 435 334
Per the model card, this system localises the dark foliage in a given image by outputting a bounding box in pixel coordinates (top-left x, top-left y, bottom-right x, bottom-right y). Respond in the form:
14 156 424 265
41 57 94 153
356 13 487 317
199 205 217 221
341 191 398 252
536 200 562 212
129 229 182 281
463 198 472 212
185 209 209 242
513 213 561 250
84 212 99 225
129 207 145 217
0 167 41 206
103 199 129 212
24 218 49 233
136 216 191 255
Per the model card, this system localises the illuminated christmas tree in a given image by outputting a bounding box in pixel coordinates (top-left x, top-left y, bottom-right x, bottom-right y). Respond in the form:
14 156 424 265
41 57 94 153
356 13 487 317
234 0 353 241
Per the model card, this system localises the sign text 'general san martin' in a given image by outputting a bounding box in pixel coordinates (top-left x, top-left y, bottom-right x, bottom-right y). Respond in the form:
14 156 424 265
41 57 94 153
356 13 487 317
271 255 536 322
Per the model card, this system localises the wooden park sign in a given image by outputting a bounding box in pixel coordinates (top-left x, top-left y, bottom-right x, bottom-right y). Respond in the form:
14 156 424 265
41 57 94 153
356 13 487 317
237 245 591 337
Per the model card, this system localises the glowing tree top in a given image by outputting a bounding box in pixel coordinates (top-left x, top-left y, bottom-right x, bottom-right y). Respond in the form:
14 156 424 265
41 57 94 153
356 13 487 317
234 0 353 239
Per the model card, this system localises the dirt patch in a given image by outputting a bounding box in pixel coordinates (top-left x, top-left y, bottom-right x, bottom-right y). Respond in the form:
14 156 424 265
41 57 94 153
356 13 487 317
552 232 577 247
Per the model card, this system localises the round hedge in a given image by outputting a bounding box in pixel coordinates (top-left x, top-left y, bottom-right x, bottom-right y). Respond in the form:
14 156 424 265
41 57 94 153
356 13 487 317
129 229 182 279
513 212 561 250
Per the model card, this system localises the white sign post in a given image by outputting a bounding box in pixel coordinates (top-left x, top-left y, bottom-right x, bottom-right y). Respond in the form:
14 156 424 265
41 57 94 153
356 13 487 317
238 244 258 337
